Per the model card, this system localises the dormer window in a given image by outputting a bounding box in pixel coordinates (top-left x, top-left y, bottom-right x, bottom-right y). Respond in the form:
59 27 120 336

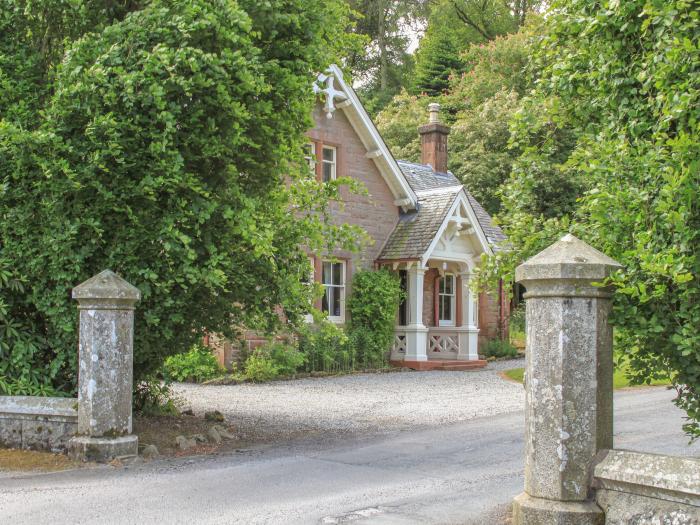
322 145 336 182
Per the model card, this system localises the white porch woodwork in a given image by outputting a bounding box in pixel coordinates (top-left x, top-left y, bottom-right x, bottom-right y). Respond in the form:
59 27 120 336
403 265 429 361
390 263 480 363
458 271 480 361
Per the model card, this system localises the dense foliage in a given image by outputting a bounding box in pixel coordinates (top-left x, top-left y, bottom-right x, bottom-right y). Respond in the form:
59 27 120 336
412 24 463 96
484 0 699 437
376 28 531 215
347 269 404 368
0 0 362 394
298 318 355 373
482 339 518 359
163 345 223 383
243 342 306 382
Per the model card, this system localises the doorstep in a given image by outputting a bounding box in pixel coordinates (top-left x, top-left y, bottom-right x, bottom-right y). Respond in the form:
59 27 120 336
390 359 488 371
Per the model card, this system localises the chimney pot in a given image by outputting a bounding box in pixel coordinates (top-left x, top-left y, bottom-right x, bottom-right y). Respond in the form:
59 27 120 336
428 103 441 123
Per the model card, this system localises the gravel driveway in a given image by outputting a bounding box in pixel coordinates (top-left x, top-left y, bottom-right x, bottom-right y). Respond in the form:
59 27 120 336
172 359 525 443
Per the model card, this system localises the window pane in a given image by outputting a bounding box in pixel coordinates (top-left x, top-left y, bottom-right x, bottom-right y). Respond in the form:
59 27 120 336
444 295 451 320
398 270 407 326
332 287 341 317
332 262 343 285
322 288 330 314
439 277 445 294
322 161 334 182
322 262 332 284
323 147 335 161
445 275 453 295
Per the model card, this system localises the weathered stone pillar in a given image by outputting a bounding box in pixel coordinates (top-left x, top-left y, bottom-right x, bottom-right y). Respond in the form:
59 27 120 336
512 234 621 525
68 270 140 462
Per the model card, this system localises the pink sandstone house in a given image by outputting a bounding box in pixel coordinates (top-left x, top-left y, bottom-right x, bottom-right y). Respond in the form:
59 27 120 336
300 65 509 370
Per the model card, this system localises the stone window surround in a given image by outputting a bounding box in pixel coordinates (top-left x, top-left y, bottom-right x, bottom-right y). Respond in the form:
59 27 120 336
307 138 342 183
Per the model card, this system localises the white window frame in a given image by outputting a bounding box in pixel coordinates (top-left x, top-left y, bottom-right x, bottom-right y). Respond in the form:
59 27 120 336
303 257 315 323
304 143 316 174
438 273 456 327
321 259 345 323
321 145 336 182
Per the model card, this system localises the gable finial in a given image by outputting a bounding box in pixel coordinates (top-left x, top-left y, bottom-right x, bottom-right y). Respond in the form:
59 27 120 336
313 70 348 119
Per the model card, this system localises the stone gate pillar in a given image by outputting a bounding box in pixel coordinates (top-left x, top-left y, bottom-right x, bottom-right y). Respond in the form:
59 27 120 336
68 270 140 462
512 234 621 525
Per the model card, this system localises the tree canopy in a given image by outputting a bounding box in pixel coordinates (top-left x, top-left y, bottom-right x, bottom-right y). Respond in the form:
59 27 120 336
0 0 362 394
483 0 700 437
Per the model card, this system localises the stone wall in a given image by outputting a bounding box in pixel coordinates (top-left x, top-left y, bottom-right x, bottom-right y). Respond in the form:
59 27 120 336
308 102 400 273
0 396 78 452
594 449 700 524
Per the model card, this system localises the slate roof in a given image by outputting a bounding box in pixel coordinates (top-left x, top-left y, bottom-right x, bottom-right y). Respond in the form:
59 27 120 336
377 161 506 260
398 161 462 191
465 191 507 247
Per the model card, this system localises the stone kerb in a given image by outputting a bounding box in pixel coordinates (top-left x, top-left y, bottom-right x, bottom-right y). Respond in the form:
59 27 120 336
68 270 140 462
512 234 622 525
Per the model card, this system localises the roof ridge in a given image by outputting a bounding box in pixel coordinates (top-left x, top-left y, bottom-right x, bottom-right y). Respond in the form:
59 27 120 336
416 185 463 196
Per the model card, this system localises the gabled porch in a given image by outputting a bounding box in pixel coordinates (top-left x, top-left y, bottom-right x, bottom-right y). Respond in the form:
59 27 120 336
377 186 492 371
387 260 486 371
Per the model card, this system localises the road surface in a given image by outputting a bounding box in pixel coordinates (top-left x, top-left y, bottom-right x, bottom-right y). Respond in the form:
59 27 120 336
0 387 697 525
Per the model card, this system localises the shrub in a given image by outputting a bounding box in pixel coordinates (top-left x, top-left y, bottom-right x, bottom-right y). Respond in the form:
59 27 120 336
267 342 306 376
133 378 180 416
163 345 223 383
347 269 404 368
483 339 518 359
243 349 280 382
298 320 353 373
509 304 526 348
240 341 305 382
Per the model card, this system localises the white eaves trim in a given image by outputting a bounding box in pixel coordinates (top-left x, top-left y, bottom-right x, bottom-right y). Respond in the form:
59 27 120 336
421 189 493 268
327 64 418 210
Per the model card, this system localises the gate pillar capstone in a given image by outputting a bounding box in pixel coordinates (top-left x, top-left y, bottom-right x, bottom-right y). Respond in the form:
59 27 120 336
512 234 622 525
68 270 140 462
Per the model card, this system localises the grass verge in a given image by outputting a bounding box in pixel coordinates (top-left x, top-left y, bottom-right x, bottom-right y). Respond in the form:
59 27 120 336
502 366 671 389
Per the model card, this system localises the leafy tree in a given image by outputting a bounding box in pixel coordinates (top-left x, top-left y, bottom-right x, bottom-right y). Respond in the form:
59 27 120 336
0 0 143 126
0 0 363 393
448 0 533 40
347 0 430 114
449 90 521 215
375 91 433 162
378 27 532 216
446 29 530 107
485 0 700 437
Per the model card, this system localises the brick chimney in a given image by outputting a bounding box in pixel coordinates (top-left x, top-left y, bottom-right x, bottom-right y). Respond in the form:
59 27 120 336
419 103 450 173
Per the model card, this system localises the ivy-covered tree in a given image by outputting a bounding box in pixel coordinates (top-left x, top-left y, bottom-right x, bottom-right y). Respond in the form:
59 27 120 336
485 0 700 437
0 0 362 394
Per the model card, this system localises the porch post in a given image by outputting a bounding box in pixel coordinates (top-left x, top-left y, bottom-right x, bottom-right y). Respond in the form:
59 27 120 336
457 272 479 360
404 265 428 361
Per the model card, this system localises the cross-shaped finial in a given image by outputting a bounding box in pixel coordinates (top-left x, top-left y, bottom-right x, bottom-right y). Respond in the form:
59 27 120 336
313 72 348 119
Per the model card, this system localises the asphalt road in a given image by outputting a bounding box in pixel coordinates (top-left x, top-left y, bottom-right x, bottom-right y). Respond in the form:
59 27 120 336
0 387 697 525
